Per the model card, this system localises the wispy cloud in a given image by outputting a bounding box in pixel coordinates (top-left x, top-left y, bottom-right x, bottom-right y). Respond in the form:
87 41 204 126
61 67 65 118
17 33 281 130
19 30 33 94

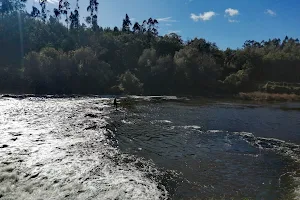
34 0 58 4
167 30 181 34
225 8 239 16
228 19 239 23
190 11 216 21
157 17 177 22
165 23 172 26
130 18 136 22
265 9 276 16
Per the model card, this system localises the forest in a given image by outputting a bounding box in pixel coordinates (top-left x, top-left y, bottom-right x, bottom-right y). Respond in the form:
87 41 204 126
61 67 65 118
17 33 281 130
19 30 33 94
1 0 300 96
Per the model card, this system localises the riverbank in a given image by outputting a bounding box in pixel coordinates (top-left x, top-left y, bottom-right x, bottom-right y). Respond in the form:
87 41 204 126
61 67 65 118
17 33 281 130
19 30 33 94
238 92 300 102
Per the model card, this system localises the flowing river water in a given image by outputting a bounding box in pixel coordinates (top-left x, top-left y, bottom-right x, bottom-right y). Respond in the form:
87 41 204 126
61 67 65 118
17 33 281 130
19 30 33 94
0 96 299 200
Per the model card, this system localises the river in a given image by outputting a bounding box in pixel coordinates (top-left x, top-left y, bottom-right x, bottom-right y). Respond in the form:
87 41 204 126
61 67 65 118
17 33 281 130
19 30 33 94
0 96 299 200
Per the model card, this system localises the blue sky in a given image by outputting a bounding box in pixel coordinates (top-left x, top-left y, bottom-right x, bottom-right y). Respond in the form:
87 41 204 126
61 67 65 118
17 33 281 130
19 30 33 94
26 0 300 49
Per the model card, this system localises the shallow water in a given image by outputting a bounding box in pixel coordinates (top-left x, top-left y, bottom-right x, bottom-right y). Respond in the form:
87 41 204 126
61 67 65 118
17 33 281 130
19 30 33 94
0 97 299 200
0 97 167 200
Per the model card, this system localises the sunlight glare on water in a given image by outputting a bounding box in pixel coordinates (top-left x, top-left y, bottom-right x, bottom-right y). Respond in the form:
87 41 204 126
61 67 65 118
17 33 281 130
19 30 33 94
0 97 167 200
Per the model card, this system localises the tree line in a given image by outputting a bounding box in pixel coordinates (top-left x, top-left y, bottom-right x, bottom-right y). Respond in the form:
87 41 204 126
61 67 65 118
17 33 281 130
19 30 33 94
1 0 300 95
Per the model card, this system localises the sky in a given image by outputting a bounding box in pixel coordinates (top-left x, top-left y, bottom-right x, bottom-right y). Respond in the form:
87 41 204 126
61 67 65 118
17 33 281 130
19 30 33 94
26 0 300 49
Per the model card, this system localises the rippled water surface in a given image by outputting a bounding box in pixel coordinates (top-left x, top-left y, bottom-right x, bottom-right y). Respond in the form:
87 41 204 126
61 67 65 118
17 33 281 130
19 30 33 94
114 99 300 200
0 97 299 200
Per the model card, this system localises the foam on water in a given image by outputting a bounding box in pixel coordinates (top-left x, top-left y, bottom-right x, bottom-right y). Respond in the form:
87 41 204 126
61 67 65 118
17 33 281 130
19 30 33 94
232 131 300 199
0 98 167 200
182 125 202 130
168 125 202 130
232 131 300 161
121 119 133 124
207 129 224 133
151 120 173 124
125 95 189 102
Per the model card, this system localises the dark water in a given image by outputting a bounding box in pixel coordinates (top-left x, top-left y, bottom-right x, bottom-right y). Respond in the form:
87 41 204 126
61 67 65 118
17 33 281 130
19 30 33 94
0 97 299 200
114 99 300 200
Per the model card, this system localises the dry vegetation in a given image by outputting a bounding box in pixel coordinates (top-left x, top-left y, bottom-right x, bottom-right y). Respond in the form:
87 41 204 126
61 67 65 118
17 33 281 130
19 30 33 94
239 92 300 101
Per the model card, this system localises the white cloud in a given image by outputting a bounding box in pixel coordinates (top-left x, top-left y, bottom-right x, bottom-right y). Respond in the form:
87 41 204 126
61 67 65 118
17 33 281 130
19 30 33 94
265 9 276 16
225 8 239 16
130 18 136 22
157 17 177 22
165 23 172 26
228 19 239 23
190 11 216 21
34 0 58 4
167 30 181 34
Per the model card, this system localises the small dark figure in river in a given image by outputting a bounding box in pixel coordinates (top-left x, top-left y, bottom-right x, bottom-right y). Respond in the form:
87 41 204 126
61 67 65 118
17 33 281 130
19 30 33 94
113 98 118 110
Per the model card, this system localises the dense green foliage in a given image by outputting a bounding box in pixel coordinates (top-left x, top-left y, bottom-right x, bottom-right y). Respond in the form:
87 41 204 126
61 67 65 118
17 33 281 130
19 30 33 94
1 0 300 95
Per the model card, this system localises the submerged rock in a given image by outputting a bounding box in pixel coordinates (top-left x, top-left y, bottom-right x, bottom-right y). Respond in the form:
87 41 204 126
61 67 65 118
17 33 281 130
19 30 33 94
85 113 98 118
85 124 97 130
29 172 40 179
0 144 9 148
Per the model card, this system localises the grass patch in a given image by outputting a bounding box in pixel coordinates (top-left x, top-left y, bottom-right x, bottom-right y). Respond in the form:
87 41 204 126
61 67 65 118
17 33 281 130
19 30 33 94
238 92 300 102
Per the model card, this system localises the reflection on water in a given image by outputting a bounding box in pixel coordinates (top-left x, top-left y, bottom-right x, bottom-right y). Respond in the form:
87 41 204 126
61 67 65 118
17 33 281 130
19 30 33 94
115 100 300 200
